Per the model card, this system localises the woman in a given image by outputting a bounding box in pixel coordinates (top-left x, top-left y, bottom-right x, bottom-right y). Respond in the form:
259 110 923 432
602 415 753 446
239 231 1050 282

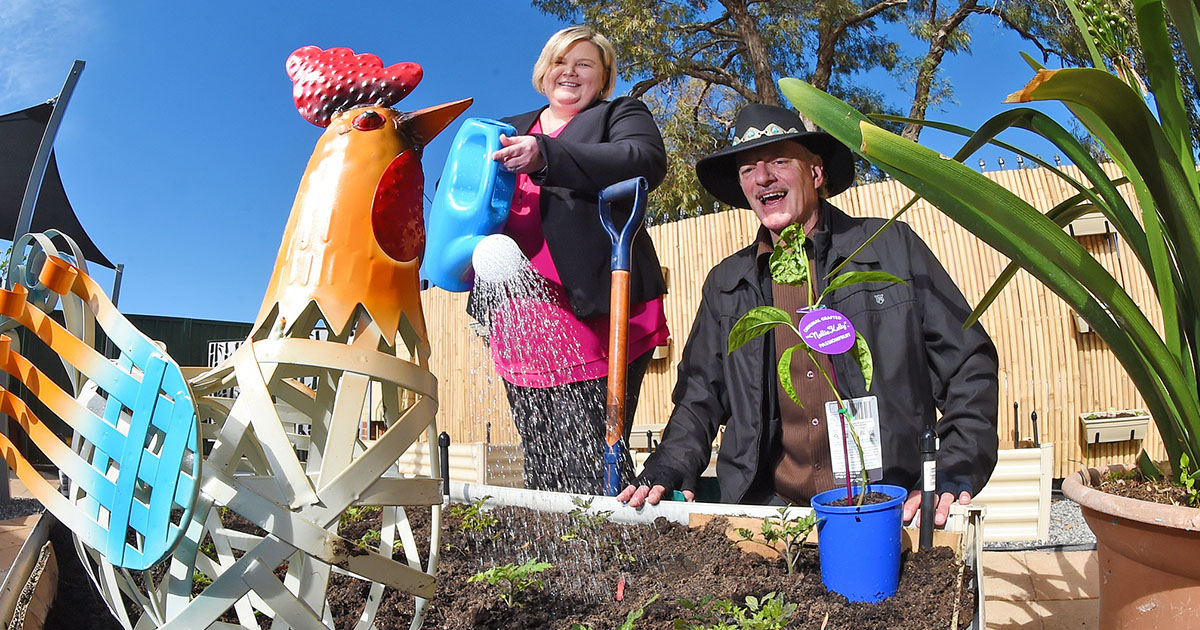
482 25 669 494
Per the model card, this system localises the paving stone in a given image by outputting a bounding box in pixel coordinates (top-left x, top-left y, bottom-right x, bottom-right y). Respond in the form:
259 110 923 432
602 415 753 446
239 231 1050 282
1024 551 1099 601
982 551 1038 601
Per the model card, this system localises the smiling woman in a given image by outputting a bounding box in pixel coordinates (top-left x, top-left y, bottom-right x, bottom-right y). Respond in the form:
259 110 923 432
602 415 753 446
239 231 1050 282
469 25 669 496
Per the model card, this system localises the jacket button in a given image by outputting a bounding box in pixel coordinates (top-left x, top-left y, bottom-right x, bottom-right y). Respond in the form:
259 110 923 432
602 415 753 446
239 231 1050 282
806 370 815 379
811 417 820 426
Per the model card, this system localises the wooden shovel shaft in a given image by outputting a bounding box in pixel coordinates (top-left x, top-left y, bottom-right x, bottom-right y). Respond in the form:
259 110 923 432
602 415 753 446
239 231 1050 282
605 269 631 446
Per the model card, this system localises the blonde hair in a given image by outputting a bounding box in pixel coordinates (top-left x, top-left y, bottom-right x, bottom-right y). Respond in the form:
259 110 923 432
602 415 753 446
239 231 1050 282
532 25 618 100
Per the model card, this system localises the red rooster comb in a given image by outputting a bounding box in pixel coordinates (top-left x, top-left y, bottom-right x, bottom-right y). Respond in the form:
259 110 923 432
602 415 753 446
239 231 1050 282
286 46 423 127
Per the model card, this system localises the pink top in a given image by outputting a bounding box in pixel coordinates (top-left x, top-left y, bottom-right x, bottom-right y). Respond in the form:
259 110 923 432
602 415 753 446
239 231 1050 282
490 119 669 388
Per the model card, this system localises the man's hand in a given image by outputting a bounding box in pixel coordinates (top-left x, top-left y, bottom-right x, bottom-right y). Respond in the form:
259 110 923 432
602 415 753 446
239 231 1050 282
902 489 971 528
616 483 694 508
491 134 546 174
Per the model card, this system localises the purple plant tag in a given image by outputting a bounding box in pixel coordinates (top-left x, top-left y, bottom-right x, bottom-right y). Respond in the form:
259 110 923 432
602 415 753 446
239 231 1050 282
798 308 856 355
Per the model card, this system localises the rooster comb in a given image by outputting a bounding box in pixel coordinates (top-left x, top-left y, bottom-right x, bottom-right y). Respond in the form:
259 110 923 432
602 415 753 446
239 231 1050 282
286 46 423 128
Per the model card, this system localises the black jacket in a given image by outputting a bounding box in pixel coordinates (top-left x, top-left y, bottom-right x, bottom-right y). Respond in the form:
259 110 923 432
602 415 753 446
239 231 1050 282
499 96 668 320
642 202 999 503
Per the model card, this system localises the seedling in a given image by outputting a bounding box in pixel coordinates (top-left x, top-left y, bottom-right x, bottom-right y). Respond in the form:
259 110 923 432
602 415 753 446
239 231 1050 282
467 558 553 608
193 570 213 589
735 507 818 575
1179 453 1199 507
448 495 499 532
338 505 380 529
358 528 382 550
562 496 613 541
571 593 661 630
674 591 795 630
730 223 903 504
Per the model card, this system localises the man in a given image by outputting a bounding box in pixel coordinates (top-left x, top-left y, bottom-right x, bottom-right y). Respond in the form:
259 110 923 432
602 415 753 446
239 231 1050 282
617 104 999 527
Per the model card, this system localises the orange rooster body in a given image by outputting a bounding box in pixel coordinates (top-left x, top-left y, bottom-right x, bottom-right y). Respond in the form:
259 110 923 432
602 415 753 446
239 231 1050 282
253 99 469 343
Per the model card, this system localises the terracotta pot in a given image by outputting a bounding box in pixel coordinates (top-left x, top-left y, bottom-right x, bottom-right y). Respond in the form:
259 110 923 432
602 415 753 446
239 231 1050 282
1061 467 1200 629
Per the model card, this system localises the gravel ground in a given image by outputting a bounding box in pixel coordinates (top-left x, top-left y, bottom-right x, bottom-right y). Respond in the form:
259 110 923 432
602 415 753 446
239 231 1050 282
983 493 1096 551
0 498 44 522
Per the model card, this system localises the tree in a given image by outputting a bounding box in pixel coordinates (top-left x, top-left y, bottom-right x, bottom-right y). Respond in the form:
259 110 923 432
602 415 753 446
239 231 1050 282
899 0 1089 140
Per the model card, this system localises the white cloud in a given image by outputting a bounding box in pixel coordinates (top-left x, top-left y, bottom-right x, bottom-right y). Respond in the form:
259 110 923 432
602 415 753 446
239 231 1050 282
0 0 96 112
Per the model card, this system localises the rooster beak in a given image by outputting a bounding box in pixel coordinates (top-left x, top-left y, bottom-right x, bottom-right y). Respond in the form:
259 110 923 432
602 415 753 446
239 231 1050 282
403 98 473 148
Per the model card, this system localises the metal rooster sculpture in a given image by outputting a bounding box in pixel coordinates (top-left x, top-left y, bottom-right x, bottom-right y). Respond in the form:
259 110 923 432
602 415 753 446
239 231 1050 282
0 46 469 630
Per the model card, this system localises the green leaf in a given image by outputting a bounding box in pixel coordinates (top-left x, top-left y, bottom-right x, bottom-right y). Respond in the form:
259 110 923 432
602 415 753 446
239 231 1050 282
967 187 1126 329
729 306 792 353
874 109 1151 272
778 345 802 407
1163 1 1200 85
1132 0 1200 196
769 223 809 286
1137 449 1165 480
849 332 874 391
818 271 906 305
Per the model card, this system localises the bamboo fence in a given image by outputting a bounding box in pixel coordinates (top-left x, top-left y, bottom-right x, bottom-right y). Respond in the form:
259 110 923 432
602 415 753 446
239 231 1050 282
422 163 1164 479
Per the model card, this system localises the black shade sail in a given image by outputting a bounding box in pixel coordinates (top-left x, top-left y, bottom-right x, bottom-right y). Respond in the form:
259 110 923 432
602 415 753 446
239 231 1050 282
1 102 115 269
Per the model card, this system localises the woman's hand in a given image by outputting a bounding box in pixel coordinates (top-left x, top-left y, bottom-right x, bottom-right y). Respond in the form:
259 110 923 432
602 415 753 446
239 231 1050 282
492 134 546 174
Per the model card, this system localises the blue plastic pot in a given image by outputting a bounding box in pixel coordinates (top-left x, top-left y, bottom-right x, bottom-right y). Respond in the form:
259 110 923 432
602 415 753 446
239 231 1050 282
809 483 907 603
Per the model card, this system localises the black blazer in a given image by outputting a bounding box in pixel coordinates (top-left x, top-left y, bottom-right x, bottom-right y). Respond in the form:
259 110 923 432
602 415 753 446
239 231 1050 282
500 96 668 320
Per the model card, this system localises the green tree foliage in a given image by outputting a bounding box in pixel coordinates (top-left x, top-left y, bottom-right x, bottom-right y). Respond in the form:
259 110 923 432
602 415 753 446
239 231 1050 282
898 0 1095 140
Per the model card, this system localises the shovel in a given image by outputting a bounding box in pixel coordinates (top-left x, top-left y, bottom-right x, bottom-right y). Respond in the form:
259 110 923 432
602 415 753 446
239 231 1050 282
598 176 649 496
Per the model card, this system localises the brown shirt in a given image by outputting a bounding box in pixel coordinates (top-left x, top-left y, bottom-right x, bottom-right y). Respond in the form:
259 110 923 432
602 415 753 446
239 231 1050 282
756 231 837 505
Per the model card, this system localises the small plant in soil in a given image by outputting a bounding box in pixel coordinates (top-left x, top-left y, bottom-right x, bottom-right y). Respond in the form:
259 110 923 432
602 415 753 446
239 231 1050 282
193 570 213 589
571 593 661 630
448 495 499 532
735 507 818 575
675 592 795 630
338 505 381 528
1179 453 1199 506
358 527 382 550
730 222 903 504
467 558 553 608
562 496 614 541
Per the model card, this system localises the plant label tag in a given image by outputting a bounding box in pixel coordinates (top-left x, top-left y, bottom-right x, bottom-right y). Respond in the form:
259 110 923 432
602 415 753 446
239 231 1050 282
825 395 884 485
798 308 856 355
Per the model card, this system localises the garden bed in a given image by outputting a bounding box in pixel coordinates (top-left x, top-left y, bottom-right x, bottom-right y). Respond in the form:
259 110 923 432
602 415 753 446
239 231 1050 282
44 491 977 629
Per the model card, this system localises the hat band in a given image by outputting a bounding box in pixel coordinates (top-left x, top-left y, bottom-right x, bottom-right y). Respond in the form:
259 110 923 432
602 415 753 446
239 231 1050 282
732 123 800 146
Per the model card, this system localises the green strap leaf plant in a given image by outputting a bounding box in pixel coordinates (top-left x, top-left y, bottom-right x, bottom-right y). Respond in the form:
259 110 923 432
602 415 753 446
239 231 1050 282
776 0 1200 477
467 558 553 608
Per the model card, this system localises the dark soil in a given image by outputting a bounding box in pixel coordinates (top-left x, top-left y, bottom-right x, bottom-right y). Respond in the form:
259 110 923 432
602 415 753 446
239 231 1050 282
43 520 124 630
825 491 893 507
44 503 975 629
1098 469 1194 506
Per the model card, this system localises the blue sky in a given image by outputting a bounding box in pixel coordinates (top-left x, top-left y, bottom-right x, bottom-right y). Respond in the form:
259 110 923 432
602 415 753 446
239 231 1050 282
1 1 1071 323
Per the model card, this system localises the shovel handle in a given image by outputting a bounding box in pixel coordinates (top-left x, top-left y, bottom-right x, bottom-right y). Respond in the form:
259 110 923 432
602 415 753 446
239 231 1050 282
598 177 648 272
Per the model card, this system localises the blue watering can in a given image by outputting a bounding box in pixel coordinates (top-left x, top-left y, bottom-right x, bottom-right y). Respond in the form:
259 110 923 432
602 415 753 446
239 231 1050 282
423 118 517 292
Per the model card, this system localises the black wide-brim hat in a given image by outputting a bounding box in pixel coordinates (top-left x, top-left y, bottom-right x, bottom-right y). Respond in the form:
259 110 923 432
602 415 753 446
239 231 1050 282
696 103 855 208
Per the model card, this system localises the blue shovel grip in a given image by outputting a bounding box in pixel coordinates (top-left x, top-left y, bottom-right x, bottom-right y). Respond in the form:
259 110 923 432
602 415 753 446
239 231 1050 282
597 177 648 272
603 441 626 496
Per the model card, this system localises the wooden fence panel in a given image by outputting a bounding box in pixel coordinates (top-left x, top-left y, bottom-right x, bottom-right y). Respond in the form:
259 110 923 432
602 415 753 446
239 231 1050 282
422 164 1163 479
